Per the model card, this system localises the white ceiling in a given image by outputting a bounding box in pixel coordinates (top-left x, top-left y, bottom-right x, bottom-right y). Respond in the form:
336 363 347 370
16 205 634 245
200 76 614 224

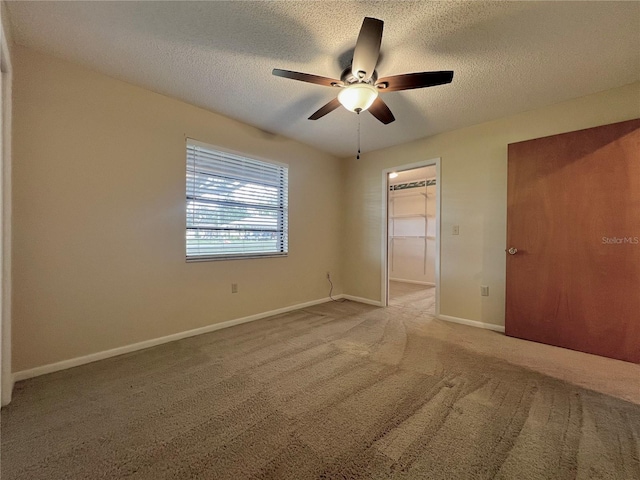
6 1 640 158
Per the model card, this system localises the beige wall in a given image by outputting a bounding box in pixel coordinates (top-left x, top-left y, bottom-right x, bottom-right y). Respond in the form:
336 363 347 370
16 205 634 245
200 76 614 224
12 47 344 372
343 82 640 327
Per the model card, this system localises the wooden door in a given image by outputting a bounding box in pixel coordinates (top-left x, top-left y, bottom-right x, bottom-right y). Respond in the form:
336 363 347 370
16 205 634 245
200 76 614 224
506 119 640 363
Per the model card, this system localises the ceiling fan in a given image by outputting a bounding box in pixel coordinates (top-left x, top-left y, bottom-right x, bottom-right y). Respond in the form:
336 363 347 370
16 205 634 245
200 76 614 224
273 17 454 125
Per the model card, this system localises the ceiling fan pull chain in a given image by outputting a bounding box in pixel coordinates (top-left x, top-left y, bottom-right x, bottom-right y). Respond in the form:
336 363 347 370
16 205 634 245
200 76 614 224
357 112 361 160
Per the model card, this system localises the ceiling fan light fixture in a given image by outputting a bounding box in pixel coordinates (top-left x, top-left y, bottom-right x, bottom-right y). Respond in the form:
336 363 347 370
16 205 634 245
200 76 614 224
338 83 378 113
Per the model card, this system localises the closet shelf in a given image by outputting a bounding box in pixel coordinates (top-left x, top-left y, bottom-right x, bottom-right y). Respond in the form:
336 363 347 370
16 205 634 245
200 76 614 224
390 192 435 200
390 214 426 219
390 192 427 199
391 235 425 239
390 235 436 239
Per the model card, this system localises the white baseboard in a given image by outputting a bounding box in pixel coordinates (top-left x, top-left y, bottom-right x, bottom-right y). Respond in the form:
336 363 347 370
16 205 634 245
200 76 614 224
437 314 505 333
338 294 384 307
13 296 340 382
1 377 14 407
389 278 435 286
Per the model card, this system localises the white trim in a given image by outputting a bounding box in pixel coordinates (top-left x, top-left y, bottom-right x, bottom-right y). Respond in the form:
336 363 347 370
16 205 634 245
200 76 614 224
389 278 435 286
437 314 505 333
381 158 441 314
338 294 384 307
434 160 441 318
381 171 390 306
13 296 345 382
1 9 13 406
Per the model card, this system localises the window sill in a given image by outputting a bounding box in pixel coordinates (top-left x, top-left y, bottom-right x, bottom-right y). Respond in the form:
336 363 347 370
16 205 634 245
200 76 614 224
186 253 288 262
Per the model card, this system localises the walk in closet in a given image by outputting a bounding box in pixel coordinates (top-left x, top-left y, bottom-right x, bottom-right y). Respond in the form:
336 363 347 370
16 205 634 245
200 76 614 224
388 171 436 285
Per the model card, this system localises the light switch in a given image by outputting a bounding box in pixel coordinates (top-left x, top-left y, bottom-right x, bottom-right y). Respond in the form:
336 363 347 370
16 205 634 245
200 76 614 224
453 225 460 235
481 285 489 296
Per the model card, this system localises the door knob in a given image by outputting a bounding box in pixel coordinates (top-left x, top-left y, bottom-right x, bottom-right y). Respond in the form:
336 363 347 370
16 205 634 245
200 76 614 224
507 247 518 255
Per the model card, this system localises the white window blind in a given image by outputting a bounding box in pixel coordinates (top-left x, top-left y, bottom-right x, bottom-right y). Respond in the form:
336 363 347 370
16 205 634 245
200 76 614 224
186 140 288 261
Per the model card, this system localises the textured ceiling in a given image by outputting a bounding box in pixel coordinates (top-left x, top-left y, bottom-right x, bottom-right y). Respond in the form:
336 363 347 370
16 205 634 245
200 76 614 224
6 1 640 158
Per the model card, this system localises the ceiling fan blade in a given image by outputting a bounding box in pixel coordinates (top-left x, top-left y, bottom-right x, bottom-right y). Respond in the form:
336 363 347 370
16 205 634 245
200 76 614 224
351 17 383 81
376 71 454 92
272 69 342 87
368 97 395 125
308 98 342 120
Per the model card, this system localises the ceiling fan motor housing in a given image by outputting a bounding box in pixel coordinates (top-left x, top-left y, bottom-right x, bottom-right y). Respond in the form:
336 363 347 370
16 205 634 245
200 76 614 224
340 68 378 86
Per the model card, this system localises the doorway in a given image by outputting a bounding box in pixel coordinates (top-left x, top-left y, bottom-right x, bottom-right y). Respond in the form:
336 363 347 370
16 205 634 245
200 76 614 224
382 159 440 314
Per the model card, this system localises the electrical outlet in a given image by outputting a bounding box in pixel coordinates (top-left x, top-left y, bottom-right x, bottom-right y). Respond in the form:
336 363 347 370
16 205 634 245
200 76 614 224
453 225 460 235
480 285 489 296
231 283 238 294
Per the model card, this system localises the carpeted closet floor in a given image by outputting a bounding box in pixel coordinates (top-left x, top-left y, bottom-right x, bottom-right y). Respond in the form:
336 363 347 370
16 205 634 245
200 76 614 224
388 281 435 315
2 299 639 479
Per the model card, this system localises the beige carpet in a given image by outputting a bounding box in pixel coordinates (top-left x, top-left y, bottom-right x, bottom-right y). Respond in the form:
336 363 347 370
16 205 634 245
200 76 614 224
389 281 435 314
2 300 639 479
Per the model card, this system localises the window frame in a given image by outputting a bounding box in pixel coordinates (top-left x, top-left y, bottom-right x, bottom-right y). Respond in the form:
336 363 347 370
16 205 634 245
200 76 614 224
185 139 289 262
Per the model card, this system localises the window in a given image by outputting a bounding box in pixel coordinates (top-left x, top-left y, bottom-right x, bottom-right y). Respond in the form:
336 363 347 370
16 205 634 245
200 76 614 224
186 140 288 261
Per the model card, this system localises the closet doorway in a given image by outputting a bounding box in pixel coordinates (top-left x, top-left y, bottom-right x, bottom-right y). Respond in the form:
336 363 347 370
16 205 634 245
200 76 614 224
382 159 440 314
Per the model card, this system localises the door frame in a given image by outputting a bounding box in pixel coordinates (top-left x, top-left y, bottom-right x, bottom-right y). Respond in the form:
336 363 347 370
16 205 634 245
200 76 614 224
1 15 13 406
381 158 441 312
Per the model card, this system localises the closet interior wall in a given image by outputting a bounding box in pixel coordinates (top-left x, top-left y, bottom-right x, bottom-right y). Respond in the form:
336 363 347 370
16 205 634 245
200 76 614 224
388 168 436 285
